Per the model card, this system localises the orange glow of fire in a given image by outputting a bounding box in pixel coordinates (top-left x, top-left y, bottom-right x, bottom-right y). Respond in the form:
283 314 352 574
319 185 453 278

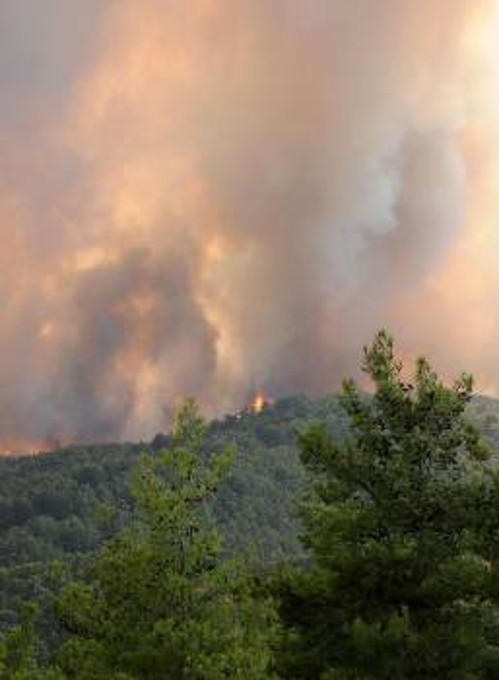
0 439 62 457
251 392 268 414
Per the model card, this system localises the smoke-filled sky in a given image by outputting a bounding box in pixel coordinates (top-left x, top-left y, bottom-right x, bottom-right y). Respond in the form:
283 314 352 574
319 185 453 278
1 0 499 449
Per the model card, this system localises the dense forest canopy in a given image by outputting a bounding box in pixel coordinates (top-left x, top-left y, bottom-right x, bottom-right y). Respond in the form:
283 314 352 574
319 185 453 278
0 393 350 637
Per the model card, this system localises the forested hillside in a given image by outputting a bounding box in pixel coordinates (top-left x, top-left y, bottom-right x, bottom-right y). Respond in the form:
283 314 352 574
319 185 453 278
3 334 499 677
2 391 499 640
0 395 352 635
2 334 499 677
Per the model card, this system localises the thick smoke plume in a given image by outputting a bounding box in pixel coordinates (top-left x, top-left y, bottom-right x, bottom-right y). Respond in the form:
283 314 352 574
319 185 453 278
1 0 499 448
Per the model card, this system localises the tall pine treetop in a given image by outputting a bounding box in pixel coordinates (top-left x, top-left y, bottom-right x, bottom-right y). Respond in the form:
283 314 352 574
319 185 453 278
280 330 499 679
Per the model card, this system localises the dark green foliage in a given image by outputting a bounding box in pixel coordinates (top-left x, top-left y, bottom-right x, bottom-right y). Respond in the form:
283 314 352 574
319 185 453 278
0 604 63 679
0 398 327 579
277 331 499 679
1 396 338 634
53 400 278 679
0 443 141 567
3 364 499 676
0 561 73 659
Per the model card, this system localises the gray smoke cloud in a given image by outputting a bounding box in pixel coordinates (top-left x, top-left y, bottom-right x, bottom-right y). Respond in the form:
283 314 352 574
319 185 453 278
0 0 497 448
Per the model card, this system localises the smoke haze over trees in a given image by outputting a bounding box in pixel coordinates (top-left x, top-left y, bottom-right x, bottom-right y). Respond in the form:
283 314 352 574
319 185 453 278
1 1 499 446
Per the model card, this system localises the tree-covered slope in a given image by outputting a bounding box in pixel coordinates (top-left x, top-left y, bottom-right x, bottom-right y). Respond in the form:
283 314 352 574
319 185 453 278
0 395 352 568
0 392 498 635
0 395 349 633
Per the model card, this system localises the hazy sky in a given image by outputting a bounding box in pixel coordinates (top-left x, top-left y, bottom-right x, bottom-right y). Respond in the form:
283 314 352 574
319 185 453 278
1 0 499 449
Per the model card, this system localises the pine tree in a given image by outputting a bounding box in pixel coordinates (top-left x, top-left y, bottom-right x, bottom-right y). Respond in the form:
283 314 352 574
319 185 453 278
278 331 499 679
55 399 278 679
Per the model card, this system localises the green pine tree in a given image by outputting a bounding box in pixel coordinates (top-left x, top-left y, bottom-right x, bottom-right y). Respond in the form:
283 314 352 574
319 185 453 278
277 330 499 679
55 399 278 679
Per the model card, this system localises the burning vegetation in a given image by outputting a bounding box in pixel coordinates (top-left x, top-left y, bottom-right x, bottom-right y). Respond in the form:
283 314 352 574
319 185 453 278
250 392 270 414
232 391 273 419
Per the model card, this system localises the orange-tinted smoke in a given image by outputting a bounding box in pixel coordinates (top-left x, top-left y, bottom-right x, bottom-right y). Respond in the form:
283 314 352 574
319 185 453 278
0 0 499 449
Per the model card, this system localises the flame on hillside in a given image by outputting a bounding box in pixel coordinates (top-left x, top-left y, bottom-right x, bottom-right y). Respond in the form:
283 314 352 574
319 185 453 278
0 438 64 458
250 392 270 414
